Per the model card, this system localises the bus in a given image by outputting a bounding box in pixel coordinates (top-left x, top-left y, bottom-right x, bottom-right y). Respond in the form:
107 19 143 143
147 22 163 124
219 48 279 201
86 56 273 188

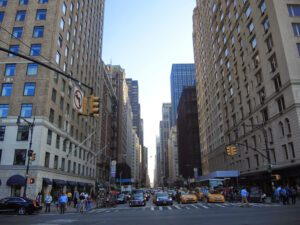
195 178 225 189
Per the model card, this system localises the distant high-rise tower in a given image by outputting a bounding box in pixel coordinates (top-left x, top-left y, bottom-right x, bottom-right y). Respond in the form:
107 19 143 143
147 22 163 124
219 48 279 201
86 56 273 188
170 64 196 126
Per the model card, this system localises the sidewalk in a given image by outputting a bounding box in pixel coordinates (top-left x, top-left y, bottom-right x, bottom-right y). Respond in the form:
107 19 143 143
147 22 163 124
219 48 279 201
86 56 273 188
40 202 97 214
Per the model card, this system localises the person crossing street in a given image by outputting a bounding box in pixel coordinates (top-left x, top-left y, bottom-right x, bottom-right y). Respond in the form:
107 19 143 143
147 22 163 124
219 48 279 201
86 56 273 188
241 187 249 207
58 192 68 214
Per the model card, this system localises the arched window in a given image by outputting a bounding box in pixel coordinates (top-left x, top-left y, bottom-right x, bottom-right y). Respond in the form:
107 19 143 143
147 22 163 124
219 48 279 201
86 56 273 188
268 128 273 143
285 118 291 135
279 122 284 137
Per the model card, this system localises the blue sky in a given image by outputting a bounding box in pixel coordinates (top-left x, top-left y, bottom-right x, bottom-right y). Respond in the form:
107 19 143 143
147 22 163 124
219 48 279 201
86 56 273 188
102 0 196 183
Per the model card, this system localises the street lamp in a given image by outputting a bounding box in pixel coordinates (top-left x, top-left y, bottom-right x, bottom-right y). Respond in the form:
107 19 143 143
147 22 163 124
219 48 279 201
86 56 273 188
16 115 35 198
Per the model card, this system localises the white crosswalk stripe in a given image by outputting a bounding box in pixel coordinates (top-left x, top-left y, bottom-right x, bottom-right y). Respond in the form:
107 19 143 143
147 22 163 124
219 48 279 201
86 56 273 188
167 206 172 210
159 206 163 211
174 205 181 209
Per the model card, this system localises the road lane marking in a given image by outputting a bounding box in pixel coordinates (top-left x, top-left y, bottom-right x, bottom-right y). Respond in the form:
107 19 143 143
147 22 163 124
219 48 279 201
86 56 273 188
174 205 181 209
216 204 225 207
186 207 190 210
191 205 198 208
151 206 154 211
167 206 172 210
159 206 163 211
198 203 209 209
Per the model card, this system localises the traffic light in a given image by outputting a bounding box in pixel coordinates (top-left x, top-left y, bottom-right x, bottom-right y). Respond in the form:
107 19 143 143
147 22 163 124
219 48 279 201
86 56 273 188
31 152 36 161
226 145 238 156
29 178 35 184
90 95 100 116
27 150 33 157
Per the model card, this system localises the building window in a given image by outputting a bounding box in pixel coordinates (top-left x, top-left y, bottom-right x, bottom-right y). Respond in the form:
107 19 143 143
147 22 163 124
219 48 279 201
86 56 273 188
273 74 282 92
19 0 28 5
49 108 54 123
269 54 278 72
288 4 300 17
73 162 76 173
254 154 259 167
288 142 296 158
0 0 7 7
61 158 65 171
67 160 71 172
30 44 41 56
8 45 19 57
60 18 65 30
58 35 63 47
261 107 268 122
251 36 257 49
285 118 291 135
245 6 252 18
15 10 26 21
279 122 285 137
265 35 273 52
270 149 276 163
63 139 67 152
44 152 50 168
246 157 250 169
14 149 26 165
36 9 47 20
16 126 29 141
5 64 16 76
262 17 270 32
0 149 2 164
247 21 254 33
268 127 273 144
55 51 61 64
58 115 62 128
0 12 4 22
60 97 64 110
276 96 286 113
51 89 57 102
27 63 38 76
258 88 265 104
260 1 267 14
23 83 35 96
0 104 9 117
20 103 32 117
297 43 300 57
1 83 12 96
62 2 67 15
0 126 5 141
282 145 288 160
54 155 58 169
78 164 81 175
47 129 52 145
292 23 300 36
56 135 60 149
33 26 44 38
12 27 23 38
38 0 48 4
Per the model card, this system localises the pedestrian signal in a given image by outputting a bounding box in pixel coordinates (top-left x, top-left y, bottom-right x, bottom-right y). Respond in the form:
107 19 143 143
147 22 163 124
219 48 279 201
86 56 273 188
29 178 35 184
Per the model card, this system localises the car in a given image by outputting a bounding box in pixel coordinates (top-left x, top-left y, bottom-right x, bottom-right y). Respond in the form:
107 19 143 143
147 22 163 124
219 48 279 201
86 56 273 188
179 192 198 204
207 191 225 203
153 192 173 206
116 194 127 204
129 194 146 207
0 197 42 215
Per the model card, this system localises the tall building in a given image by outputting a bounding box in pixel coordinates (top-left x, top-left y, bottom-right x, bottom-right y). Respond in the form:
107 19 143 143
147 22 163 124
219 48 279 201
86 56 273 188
170 63 196 126
193 0 300 189
167 126 179 185
0 0 105 198
159 103 172 186
177 87 201 179
155 136 162 186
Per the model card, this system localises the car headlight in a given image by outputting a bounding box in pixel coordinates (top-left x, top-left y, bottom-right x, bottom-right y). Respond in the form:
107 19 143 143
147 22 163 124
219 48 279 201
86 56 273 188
156 198 159 202
169 198 172 201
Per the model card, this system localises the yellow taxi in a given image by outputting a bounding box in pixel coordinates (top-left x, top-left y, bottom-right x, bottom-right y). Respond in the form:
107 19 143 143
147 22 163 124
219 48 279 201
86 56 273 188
207 191 225 203
179 192 198 204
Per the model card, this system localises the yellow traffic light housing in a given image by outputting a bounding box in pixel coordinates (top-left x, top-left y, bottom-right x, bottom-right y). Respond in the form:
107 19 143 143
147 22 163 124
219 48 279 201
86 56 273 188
226 145 238 156
31 152 36 161
90 95 100 116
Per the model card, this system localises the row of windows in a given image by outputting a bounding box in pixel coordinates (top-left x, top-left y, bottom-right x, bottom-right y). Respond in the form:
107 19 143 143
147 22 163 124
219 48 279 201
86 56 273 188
0 104 32 118
0 0 48 7
1 63 38 76
1 83 35 97
0 9 47 23
10 26 44 38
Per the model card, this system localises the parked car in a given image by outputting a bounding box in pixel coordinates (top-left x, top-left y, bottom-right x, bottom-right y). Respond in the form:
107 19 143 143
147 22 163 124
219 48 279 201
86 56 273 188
0 197 42 215
129 194 146 207
116 194 127 204
153 192 173 206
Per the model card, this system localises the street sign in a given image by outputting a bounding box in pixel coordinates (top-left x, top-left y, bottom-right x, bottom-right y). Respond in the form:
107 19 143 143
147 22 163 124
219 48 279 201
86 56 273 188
73 86 84 113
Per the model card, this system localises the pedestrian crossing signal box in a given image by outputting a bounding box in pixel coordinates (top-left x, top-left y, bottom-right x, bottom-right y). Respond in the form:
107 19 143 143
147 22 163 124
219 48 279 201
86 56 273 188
29 178 35 184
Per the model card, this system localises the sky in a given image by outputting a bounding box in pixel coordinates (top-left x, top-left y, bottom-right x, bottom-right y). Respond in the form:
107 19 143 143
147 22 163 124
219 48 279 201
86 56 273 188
102 0 196 184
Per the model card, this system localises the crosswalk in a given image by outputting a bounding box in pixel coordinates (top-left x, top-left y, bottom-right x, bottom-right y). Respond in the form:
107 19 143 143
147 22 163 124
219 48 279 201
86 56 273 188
89 202 281 214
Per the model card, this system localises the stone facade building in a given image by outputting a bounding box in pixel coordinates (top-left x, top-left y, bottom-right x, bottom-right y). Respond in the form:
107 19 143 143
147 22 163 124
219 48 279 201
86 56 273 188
0 0 105 198
193 0 300 190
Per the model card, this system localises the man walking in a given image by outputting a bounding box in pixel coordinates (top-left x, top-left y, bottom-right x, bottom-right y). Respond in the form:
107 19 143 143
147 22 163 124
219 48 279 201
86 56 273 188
44 192 53 213
241 187 249 207
58 192 68 214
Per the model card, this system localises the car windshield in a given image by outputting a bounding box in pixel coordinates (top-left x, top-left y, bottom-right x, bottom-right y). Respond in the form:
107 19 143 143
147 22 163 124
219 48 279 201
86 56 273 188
157 192 169 198
133 194 143 200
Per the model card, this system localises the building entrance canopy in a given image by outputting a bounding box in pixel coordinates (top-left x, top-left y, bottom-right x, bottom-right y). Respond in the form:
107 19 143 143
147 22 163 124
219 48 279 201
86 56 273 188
197 170 240 181
6 175 26 186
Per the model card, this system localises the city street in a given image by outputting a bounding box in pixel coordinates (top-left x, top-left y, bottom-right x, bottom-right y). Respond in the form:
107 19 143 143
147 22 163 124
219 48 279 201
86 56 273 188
0 201 299 225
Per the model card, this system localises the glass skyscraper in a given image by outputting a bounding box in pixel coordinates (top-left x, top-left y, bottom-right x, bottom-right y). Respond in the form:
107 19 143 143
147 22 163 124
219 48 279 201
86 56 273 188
170 63 196 126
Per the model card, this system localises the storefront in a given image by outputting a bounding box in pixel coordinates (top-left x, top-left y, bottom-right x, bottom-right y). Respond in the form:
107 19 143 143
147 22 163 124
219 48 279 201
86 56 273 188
6 175 26 197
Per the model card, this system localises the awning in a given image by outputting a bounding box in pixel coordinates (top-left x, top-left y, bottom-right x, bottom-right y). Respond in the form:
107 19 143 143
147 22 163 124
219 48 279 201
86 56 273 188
53 179 67 187
67 181 77 187
85 183 93 188
43 178 52 186
77 182 86 187
6 175 26 186
197 170 240 181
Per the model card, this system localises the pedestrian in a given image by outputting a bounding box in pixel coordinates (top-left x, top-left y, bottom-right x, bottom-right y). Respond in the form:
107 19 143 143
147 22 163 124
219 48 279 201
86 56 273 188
67 191 72 206
275 186 282 203
285 186 291 205
79 192 86 213
291 186 297 205
58 192 68 214
36 192 42 206
241 187 249 207
44 192 53 213
73 190 79 208
86 195 91 211
280 187 287 205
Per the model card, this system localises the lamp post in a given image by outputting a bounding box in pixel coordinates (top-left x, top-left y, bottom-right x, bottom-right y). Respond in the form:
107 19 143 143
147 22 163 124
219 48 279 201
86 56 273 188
16 116 35 198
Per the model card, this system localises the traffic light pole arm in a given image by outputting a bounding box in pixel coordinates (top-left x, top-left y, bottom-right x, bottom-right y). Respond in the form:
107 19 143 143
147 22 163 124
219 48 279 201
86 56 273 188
233 142 269 161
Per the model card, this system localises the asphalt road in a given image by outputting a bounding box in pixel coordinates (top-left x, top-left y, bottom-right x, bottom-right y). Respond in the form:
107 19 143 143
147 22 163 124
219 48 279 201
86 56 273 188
0 202 299 225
